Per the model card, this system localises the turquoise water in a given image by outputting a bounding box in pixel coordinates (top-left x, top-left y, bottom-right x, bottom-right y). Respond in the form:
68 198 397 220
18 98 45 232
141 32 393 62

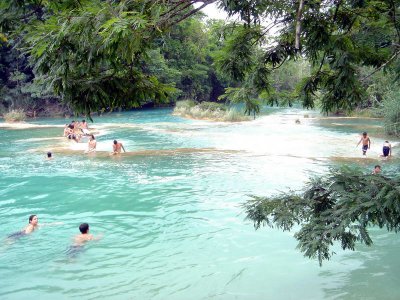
0 108 399 299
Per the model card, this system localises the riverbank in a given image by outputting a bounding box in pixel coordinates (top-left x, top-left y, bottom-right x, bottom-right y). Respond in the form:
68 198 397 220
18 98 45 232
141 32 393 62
172 100 251 122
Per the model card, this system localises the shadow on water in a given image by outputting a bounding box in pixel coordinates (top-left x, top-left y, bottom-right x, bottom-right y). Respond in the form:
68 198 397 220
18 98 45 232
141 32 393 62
64 244 86 259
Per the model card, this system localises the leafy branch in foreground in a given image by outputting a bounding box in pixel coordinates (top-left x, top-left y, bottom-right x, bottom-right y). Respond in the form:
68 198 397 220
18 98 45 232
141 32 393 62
243 167 400 266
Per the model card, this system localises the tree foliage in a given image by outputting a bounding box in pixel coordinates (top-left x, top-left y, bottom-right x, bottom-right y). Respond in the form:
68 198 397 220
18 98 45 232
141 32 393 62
25 0 177 115
381 85 400 135
243 167 400 265
0 41 61 115
0 0 231 116
153 17 226 102
214 0 400 114
1 0 400 116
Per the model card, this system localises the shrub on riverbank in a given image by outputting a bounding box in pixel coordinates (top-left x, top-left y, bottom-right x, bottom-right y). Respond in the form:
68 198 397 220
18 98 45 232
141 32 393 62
4 109 26 122
382 89 400 136
345 108 383 118
173 101 250 122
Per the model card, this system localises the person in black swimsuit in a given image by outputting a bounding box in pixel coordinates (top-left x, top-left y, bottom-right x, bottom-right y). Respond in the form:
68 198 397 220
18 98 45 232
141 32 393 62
382 141 392 159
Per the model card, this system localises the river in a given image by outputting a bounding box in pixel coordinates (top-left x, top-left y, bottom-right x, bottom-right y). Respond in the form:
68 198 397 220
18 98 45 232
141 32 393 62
0 107 398 299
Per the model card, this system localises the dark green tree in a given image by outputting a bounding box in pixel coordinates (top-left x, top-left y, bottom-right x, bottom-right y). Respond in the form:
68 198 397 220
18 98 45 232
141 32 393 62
243 167 400 265
0 40 59 115
2 0 400 116
152 16 225 102
214 0 400 114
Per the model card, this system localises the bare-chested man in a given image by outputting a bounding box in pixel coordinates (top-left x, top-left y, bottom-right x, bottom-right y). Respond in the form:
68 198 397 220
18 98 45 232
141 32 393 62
356 132 371 156
111 140 126 155
80 119 90 135
85 135 97 154
73 223 101 246
66 223 101 258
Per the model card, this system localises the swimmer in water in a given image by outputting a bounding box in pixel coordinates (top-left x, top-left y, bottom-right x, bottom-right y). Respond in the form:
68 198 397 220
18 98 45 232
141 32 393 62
6 215 62 243
23 214 39 234
73 223 102 245
372 165 381 175
66 223 102 258
47 152 53 160
6 215 39 241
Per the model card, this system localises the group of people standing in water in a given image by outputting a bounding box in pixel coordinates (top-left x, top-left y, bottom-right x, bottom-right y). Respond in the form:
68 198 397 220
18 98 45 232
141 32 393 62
356 131 392 159
61 119 126 155
356 131 394 175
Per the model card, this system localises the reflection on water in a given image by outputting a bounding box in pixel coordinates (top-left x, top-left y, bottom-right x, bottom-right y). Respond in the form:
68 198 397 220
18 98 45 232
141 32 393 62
0 108 399 299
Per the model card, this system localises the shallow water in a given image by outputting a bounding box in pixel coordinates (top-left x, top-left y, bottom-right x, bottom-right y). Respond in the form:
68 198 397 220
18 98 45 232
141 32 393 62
0 108 399 300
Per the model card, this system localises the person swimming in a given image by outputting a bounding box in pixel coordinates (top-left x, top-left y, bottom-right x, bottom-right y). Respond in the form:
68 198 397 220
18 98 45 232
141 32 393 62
372 165 381 174
6 215 39 240
66 223 102 258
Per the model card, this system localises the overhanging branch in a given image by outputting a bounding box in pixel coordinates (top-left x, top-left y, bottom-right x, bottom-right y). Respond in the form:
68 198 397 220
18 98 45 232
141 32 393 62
158 0 217 28
361 50 400 82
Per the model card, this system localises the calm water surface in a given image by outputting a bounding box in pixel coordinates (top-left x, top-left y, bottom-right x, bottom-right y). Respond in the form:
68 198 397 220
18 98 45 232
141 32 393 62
0 108 399 300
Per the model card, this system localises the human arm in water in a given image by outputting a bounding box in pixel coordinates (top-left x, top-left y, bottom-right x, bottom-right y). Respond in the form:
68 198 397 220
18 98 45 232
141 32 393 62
356 137 362 147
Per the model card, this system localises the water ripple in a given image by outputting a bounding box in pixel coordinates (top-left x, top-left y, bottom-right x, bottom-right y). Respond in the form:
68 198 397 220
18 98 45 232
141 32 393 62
1 108 400 299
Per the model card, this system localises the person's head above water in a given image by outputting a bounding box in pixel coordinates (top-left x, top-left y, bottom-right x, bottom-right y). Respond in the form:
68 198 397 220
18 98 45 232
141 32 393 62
374 165 381 174
79 223 89 234
47 152 52 158
113 140 118 144
363 132 367 136
29 215 38 225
